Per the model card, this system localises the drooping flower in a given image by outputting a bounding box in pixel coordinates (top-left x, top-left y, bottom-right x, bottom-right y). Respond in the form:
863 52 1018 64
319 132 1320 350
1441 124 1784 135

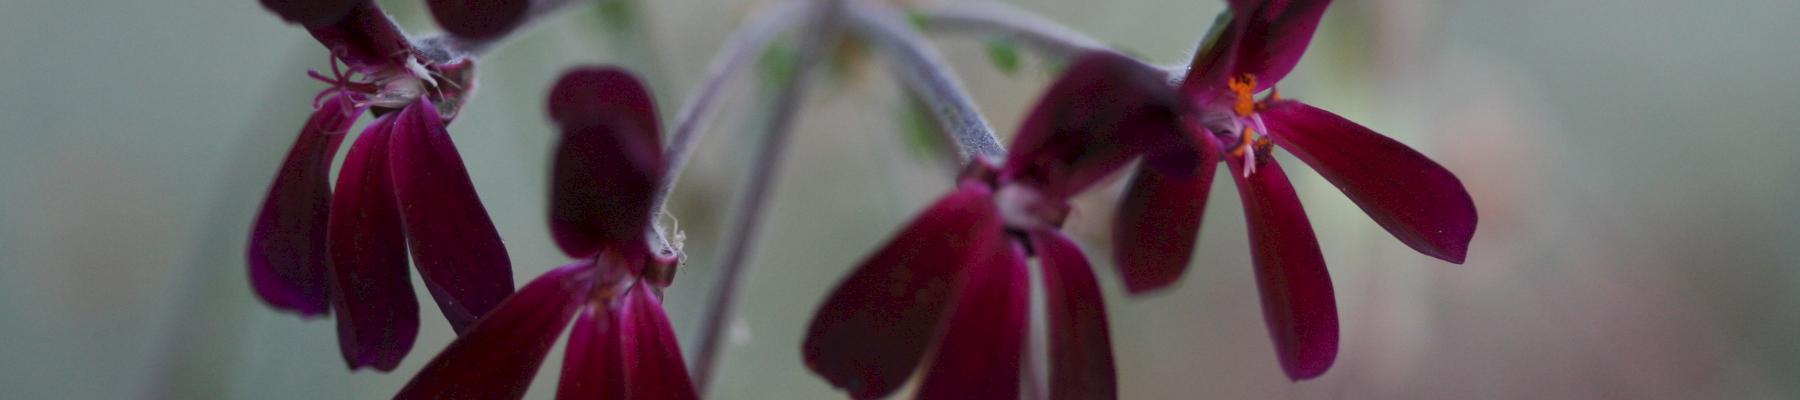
803 52 1188 400
1108 0 1479 380
396 67 698 400
247 0 513 371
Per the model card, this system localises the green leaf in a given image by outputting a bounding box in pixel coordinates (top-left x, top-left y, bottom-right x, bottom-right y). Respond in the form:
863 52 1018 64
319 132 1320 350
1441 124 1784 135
757 41 799 89
984 36 1022 76
897 92 951 163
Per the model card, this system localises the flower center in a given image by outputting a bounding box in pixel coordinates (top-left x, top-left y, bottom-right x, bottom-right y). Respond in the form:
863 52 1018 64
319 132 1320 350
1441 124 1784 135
1218 74 1280 176
995 184 1068 232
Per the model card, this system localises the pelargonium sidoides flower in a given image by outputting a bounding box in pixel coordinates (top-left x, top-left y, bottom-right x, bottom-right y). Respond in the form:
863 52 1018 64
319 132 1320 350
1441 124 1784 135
1107 0 1479 380
247 0 514 371
804 52 1189 400
396 67 698 400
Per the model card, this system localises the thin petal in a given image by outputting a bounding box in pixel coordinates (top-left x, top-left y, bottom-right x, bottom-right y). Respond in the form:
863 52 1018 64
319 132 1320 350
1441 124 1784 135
396 262 589 400
426 0 529 40
1004 51 1189 198
546 68 664 258
326 115 418 371
261 0 361 26
1032 230 1118 400
557 305 625 400
249 94 363 315
1225 156 1338 380
1183 0 1332 94
1262 101 1475 263
305 1 412 72
802 183 1005 399
619 287 700 400
1111 140 1218 294
917 241 1030 400
389 100 515 334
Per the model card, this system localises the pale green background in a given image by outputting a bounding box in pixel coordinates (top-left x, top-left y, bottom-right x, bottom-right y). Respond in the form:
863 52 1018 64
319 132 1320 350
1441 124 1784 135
1 0 1795 398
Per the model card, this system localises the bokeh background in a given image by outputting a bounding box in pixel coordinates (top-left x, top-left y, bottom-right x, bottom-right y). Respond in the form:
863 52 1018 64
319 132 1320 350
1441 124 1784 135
2 0 1796 398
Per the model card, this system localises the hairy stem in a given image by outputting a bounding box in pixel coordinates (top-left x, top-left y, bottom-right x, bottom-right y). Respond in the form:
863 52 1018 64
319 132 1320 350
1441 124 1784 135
688 0 841 393
849 0 1005 161
915 1 1181 80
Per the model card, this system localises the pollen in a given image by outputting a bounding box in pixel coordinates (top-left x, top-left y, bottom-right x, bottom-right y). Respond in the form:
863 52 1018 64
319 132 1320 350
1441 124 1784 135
1228 74 1259 117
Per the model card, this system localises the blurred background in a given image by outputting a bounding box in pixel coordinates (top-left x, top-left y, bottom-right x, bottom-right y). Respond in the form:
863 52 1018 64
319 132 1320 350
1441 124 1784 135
2 0 1796 398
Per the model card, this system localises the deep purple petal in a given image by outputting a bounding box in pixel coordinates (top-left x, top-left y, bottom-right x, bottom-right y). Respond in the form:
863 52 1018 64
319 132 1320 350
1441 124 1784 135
618 287 701 400
426 0 530 41
249 94 363 316
305 1 412 72
1032 230 1118 400
326 115 418 371
1111 140 1218 294
396 262 589 400
1225 156 1338 380
557 305 626 400
803 183 1005 399
388 100 515 334
546 68 664 258
1003 51 1189 198
1183 0 1332 94
261 0 362 26
1262 101 1476 263
916 241 1029 400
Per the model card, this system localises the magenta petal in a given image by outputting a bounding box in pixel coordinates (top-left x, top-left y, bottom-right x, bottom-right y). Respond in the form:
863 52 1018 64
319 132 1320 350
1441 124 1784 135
427 0 529 40
249 94 363 315
917 241 1029 400
1261 101 1476 263
546 68 664 258
261 0 361 26
1225 156 1338 380
326 116 418 371
305 1 412 72
388 100 515 334
802 183 1005 399
1031 230 1118 400
396 262 589 400
1111 141 1218 294
618 288 701 400
557 305 625 400
1183 0 1331 95
1004 51 1189 198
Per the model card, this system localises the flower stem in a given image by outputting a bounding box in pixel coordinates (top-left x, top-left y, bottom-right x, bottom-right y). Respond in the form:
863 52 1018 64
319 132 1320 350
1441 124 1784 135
913 2 1182 81
650 0 810 255
687 0 840 393
848 0 1005 162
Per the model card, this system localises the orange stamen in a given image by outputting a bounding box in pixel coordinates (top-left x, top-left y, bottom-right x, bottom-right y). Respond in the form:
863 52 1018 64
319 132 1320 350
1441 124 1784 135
1227 74 1258 117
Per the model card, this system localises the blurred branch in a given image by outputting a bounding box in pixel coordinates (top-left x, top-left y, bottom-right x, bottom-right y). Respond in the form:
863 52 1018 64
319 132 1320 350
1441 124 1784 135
849 0 1005 161
914 2 1182 81
688 0 840 393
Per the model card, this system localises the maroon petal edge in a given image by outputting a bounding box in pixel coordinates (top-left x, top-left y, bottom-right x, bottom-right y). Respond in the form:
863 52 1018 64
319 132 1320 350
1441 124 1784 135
326 116 419 371
1004 51 1189 198
396 262 589 400
426 0 530 41
546 68 664 258
557 305 626 400
1262 101 1476 263
802 182 1005 399
1111 141 1217 294
916 241 1030 400
1226 156 1338 380
618 287 701 400
388 100 515 334
250 93 363 315
1033 230 1119 400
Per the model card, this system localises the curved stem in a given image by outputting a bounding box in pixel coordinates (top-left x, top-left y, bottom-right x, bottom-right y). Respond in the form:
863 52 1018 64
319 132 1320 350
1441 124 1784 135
914 2 1183 80
848 0 1005 161
687 0 841 393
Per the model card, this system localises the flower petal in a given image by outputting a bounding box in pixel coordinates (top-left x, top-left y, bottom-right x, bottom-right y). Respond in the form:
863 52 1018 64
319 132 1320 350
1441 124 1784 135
917 241 1029 400
1262 101 1476 263
249 94 363 316
802 183 1005 399
1183 0 1332 94
426 0 529 40
618 287 701 400
326 115 418 371
1032 230 1118 400
557 306 625 400
1111 140 1218 294
389 100 515 334
1004 51 1189 198
396 262 589 400
546 68 664 258
260 0 361 26
1225 156 1338 380
305 1 412 72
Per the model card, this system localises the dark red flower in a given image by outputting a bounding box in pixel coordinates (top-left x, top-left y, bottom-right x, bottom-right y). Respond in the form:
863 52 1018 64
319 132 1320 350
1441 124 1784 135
247 1 513 371
804 52 1185 400
396 67 697 400
1108 0 1478 380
